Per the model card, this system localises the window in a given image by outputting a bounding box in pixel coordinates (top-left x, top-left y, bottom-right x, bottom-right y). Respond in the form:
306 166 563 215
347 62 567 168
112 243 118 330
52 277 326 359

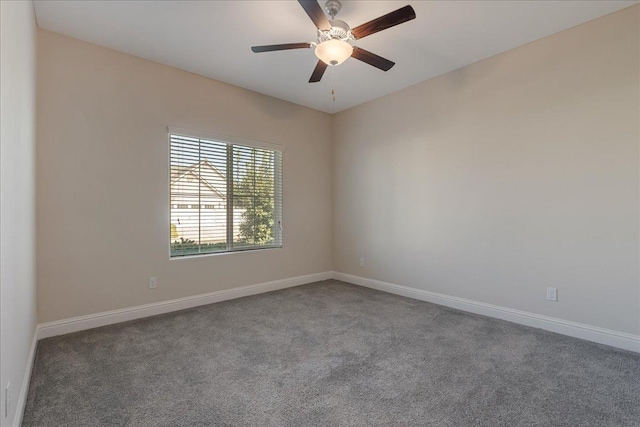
169 129 283 258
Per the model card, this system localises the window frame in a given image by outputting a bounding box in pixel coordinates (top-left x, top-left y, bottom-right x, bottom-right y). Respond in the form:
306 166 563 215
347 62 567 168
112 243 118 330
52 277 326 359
168 127 284 259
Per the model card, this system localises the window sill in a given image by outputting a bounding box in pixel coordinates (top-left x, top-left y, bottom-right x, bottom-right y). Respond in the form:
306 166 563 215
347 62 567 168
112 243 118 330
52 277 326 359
169 245 283 261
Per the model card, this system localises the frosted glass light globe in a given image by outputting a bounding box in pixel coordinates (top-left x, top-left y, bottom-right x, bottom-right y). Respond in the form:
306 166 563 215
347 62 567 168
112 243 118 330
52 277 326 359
315 39 353 66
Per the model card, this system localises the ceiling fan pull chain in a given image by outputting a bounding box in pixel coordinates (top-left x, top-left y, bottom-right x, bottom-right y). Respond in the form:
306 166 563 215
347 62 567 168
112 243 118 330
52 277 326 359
331 67 336 102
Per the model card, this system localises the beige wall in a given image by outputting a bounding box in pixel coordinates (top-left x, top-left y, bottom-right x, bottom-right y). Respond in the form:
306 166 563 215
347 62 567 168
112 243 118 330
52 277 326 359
332 6 640 335
37 6 640 337
37 30 332 323
1 1 38 424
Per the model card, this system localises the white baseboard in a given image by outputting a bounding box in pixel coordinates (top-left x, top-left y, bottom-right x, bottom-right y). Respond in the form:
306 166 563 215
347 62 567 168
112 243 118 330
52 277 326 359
37 271 332 340
34 270 640 351
13 330 38 427
332 271 640 353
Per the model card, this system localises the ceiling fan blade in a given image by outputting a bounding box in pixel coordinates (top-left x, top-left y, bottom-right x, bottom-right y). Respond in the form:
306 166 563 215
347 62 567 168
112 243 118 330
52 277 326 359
351 5 416 40
298 0 331 31
351 47 395 71
309 60 328 83
251 43 312 53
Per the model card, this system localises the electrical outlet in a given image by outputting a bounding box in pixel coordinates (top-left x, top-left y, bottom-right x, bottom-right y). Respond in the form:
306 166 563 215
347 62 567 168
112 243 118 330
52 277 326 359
5 382 10 418
149 277 157 289
359 257 365 267
547 287 558 302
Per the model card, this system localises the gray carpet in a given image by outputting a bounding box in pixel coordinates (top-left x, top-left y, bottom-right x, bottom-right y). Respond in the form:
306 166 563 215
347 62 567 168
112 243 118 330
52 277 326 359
23 280 640 426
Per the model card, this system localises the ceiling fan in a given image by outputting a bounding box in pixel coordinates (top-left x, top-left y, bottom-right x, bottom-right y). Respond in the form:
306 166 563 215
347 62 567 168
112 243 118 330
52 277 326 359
251 0 416 83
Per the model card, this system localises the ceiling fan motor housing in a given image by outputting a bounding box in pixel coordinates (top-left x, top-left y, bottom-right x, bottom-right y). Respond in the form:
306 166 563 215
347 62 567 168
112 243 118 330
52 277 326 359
318 20 353 43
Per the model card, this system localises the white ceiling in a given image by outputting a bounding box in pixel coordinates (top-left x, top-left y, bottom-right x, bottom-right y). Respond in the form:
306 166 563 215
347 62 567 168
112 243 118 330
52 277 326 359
34 1 636 114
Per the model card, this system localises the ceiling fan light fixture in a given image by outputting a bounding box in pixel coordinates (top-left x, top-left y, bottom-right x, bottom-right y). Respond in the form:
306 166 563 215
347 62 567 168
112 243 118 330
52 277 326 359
251 1 416 82
315 39 353 66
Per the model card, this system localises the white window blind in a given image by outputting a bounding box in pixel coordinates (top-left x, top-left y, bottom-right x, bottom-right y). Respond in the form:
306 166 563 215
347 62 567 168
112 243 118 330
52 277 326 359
170 131 283 258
